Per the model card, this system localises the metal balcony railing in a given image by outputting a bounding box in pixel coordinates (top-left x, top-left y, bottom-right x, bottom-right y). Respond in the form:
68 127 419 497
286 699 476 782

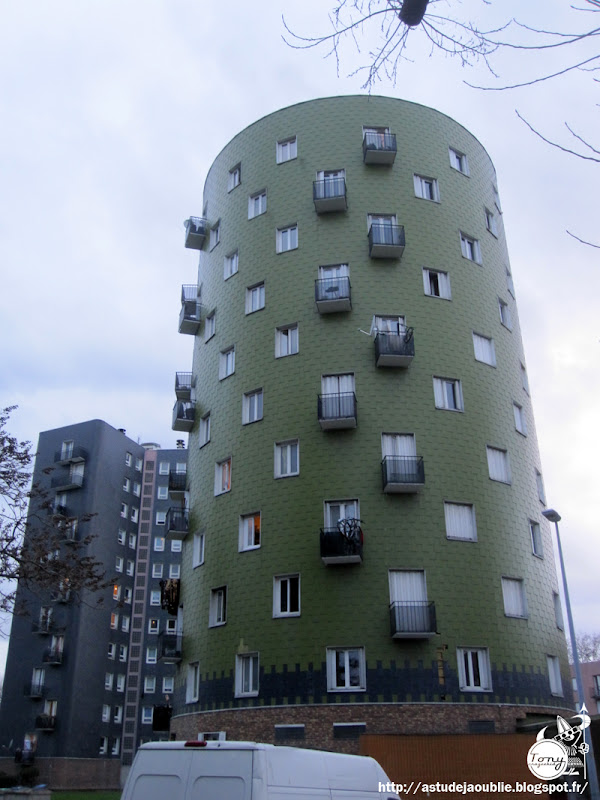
374 330 415 367
381 455 425 493
184 216 207 250
362 132 397 164
32 619 54 635
318 392 357 430
175 372 194 400
158 631 182 663
389 601 437 638
24 681 46 698
172 401 195 432
179 285 202 334
166 508 189 538
320 527 363 565
313 178 347 212
53 445 87 464
368 223 405 258
314 277 351 313
42 647 64 665
168 472 187 494
50 471 84 491
35 714 57 731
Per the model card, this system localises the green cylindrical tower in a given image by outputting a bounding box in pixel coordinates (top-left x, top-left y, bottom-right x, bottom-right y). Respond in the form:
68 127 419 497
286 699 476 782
171 96 570 748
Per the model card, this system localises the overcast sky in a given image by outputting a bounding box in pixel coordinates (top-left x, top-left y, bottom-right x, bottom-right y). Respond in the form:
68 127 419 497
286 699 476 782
1 0 598 679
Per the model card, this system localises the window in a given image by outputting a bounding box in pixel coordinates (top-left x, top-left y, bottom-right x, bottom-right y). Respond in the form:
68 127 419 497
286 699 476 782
473 333 496 366
166 618 177 633
326 647 366 692
506 267 515 297
113 705 123 723
535 469 546 504
209 222 220 250
133 482 141 497
521 363 530 394
493 183 502 212
547 655 563 696
433 377 463 411
275 440 299 478
175 461 186 475
170 564 180 579
277 136 297 163
513 402 527 435
116 674 125 692
209 586 227 627
275 324 298 357
117 529 126 545
219 347 235 379
324 499 359 530
228 163 241 191
243 389 263 424
131 507 139 523
423 268 451 299
186 662 200 703
154 536 165 552
125 452 132 467
60 440 74 460
413 174 440 201
124 587 132 604
135 457 143 472
150 590 161 606
449 147 469 174
276 224 298 253
128 533 136 549
530 520 543 557
155 486 167 501
457 648 492 691
156 510 167 526
444 502 477 542
239 512 261 551
123 477 130 492
460 232 482 263
110 612 119 630
248 191 267 219
104 673 113 690
163 677 174 693
486 446 511 484
193 532 205 567
204 311 216 342
152 563 163 578
235 653 259 697
148 618 159 634
111 737 121 756
499 298 512 330
199 413 211 446
171 539 182 553
485 207 498 236
224 251 239 280
502 577 528 618
121 615 130 632
372 314 405 335
108 643 116 660
99 736 108 755
102 704 110 722
320 374 355 418
120 503 128 519
115 556 123 573
142 707 153 725
274 574 300 617
246 282 265 314
146 647 157 665
214 458 232 495
389 570 430 632
159 461 169 475
112 584 121 601
553 592 564 630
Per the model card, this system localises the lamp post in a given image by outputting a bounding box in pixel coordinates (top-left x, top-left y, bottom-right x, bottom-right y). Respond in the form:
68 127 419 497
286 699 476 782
542 508 599 800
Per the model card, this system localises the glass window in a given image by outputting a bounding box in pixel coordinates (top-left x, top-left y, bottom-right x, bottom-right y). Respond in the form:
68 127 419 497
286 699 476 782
273 574 300 617
243 389 263 424
275 324 298 357
326 647 366 691
239 512 261 551
276 137 297 163
276 225 298 253
274 440 299 478
235 653 259 697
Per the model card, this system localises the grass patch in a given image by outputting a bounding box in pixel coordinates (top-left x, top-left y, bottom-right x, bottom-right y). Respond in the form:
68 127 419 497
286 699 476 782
52 793 121 800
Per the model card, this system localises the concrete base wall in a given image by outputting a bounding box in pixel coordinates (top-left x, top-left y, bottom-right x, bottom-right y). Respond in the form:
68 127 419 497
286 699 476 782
0 757 120 791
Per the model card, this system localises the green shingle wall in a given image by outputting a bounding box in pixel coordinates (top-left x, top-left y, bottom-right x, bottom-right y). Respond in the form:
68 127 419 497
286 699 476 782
178 96 568 707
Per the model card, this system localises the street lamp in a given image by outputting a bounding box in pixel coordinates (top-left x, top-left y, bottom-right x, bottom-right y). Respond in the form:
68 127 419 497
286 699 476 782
542 508 599 800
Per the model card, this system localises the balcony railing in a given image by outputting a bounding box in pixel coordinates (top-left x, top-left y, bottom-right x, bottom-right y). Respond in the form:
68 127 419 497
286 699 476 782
368 223 405 259
160 578 180 615
389 601 437 638
320 527 363 565
179 284 203 335
50 471 84 491
166 508 189 539
51 588 72 604
168 472 187 501
375 330 414 368
363 132 397 164
315 276 351 314
172 400 195 433
59 519 78 544
53 445 87 465
152 704 173 732
184 216 207 250
382 455 425 493
158 631 182 663
35 714 57 731
32 619 54 635
24 681 46 699
42 647 64 665
313 178 347 213
318 393 357 430
175 371 194 401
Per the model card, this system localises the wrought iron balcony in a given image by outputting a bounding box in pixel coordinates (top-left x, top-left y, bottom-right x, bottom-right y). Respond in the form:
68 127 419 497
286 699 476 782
389 601 437 638
315 276 351 313
381 455 425 493
313 178 347 213
184 216 207 250
375 330 414 368
368 223 405 259
172 400 195 432
160 578 180 615
53 445 87 465
158 631 182 664
363 131 397 164
32 619 54 635
179 284 202 335
166 508 189 539
318 392 357 430
175 371 194 401
168 471 187 501
35 714 57 731
320 526 363 565
42 647 64 665
50 471 84 491
24 681 46 699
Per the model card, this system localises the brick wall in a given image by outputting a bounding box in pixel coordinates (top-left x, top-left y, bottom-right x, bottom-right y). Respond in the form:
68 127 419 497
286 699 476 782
0 756 120 791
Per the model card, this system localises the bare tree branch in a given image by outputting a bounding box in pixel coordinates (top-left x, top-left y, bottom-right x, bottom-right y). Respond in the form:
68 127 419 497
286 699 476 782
515 110 600 163
566 230 600 248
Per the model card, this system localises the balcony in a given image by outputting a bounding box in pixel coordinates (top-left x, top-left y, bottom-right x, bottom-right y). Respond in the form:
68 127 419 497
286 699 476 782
168 472 187 501
35 714 57 731
382 455 425 494
175 371 194 401
389 601 437 638
51 502 70 518
166 508 189 539
363 131 397 164
160 578 180 615
313 178 347 213
368 222 405 259
184 216 207 250
179 284 203 335
50 471 84 492
53 445 87 465
320 526 363 565
172 400 195 433
51 588 72 604
153 704 173 732
158 631 182 664
42 647 64 666
318 393 357 430
315 276 351 314
32 619 54 635
59 518 79 544
24 681 46 699
375 330 414 368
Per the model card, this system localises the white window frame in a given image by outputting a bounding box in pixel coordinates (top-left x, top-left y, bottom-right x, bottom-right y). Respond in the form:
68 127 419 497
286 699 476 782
170 563 180 579
133 481 141 497
457 647 492 692
485 207 498 236
115 556 123 573
219 347 235 380
553 592 564 630
125 452 132 467
248 190 267 219
116 674 125 692
113 704 123 723
209 586 227 627
163 676 174 693
276 224 298 253
130 507 138 523
128 533 136 549
274 440 299 478
110 612 119 630
460 232 482 264
99 737 108 755
444 502 477 542
449 147 469 175
433 377 464 412
193 531 205 567
501 577 528 618
102 704 110 722
159 461 169 475
521 363 530 395
157 485 168 500
499 298 512 330
154 536 165 552
141 707 153 725
239 512 261 552
186 662 200 703
135 457 143 472
148 618 159 634
228 163 241 192
422 268 451 300
276 136 297 163
111 737 121 756
506 267 515 297
152 563 163 578
117 529 126 545
214 457 232 496
324 499 359 530
243 388 263 424
104 673 113 691
150 590 161 606
123 477 130 493
155 510 167 526
204 311 216 342
472 332 496 366
486 446 511 484
224 251 239 280
530 520 543 558
547 655 563 696
273 574 300 618
209 222 220 251
199 413 211 447
120 503 128 519
245 282 265 314
146 647 157 665
275 324 299 357
326 647 366 692
121 614 130 631
513 402 527 436
413 174 440 202
171 539 182 552
535 469 546 504
235 653 259 697
108 643 116 660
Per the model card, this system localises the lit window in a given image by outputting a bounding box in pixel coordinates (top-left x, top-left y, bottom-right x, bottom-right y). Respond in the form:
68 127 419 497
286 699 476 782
276 136 297 163
224 251 239 280
199 413 211 447
112 584 121 601
228 163 241 191
235 653 259 697
513 402 527 435
473 333 496 366
243 389 263 424
457 647 492 691
209 586 227 627
275 324 298 357
274 440 299 478
530 520 543 558
449 147 469 175
246 283 265 314
502 577 528 618
444 502 477 542
276 224 298 253
273 574 300 617
239 512 261 551
193 532 205 567
214 458 232 495
499 298 512 330
422 268 451 299
219 347 235 380
326 647 366 692
460 232 481 263
209 222 220 250
547 655 563 696
110 612 119 630
485 207 498 236
186 662 200 703
148 618 159 634
433 377 463 411
413 174 440 202
486 446 511 484
204 312 216 342
248 191 267 219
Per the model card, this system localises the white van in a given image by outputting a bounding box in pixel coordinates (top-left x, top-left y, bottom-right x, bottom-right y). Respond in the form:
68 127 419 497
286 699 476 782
121 740 401 800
